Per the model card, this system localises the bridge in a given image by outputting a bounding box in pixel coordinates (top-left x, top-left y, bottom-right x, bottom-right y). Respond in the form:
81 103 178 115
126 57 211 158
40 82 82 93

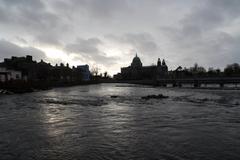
156 77 240 87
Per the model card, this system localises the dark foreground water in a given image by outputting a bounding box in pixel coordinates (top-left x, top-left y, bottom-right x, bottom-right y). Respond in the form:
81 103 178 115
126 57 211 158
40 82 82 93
0 83 240 160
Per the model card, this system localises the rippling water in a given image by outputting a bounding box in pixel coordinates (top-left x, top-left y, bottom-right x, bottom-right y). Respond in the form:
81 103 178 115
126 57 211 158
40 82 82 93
0 83 240 160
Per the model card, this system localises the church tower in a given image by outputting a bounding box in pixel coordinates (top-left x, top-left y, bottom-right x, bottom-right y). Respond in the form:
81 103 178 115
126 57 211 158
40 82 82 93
162 59 166 66
157 58 161 66
157 58 168 79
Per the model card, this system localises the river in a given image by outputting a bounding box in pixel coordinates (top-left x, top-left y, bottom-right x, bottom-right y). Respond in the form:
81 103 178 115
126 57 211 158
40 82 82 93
0 83 240 160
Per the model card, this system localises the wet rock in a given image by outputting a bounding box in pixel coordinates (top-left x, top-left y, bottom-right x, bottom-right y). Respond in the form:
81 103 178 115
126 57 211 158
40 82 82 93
202 98 209 102
0 90 14 95
110 95 119 98
141 94 169 100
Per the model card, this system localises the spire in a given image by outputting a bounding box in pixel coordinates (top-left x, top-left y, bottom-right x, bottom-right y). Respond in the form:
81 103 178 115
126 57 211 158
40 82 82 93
162 59 166 65
136 52 138 57
157 58 161 66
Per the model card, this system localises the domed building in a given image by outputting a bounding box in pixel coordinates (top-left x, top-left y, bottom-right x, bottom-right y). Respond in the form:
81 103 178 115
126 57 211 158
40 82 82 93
131 54 142 68
119 53 168 80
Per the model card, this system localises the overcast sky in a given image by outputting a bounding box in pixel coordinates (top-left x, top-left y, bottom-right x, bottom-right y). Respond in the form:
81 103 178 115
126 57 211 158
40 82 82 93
0 0 240 75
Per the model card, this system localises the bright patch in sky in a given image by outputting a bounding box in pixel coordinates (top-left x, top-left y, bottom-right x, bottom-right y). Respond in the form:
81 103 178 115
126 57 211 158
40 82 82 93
40 47 80 66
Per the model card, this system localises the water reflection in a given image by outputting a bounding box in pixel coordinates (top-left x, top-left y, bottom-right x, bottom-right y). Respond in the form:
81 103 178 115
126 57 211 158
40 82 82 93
0 83 240 160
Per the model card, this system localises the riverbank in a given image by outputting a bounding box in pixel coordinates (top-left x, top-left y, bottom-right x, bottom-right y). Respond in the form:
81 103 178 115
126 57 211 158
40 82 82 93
0 80 100 94
105 79 240 90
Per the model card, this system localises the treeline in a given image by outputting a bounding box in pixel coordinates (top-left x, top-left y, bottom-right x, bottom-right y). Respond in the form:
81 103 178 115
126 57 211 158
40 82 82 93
172 63 240 78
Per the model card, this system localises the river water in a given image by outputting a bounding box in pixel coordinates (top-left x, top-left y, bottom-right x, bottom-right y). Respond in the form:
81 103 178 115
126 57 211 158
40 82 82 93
0 83 240 160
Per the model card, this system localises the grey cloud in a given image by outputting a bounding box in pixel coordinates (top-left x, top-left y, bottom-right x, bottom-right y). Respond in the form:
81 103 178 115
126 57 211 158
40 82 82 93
181 0 240 31
65 38 102 54
0 5 8 22
1 0 240 73
104 33 162 67
209 0 240 17
1 0 47 24
0 0 68 42
1 0 44 9
159 27 240 69
157 0 240 69
35 34 62 46
0 39 47 61
65 38 117 66
52 0 129 18
15 36 28 44
106 33 158 53
79 0 128 17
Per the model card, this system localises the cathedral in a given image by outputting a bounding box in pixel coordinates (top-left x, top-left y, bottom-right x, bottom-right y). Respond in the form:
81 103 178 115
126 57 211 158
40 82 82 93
117 54 168 80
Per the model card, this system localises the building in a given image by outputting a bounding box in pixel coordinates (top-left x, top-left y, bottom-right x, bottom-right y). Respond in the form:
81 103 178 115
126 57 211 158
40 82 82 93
76 65 91 81
116 54 168 80
0 67 22 82
0 55 93 83
2 55 37 81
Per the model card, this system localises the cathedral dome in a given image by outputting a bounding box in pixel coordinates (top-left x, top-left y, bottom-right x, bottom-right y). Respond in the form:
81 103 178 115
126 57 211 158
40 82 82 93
131 54 142 68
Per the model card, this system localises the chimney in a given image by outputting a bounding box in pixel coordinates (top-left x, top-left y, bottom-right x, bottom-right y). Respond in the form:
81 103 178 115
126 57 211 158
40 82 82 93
26 55 33 61
4 58 9 63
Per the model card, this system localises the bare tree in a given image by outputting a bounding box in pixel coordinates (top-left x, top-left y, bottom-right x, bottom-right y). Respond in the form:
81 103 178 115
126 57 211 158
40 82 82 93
91 66 100 76
104 72 108 78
